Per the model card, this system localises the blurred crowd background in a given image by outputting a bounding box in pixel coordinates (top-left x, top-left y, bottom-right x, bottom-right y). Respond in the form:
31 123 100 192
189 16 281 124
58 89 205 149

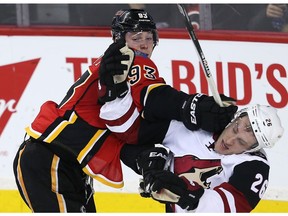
1 3 288 32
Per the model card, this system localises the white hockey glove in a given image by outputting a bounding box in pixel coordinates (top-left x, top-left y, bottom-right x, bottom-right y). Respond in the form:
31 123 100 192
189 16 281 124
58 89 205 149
149 170 204 211
98 39 135 103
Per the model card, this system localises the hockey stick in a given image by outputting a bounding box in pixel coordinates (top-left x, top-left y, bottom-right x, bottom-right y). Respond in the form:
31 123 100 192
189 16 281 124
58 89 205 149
177 4 224 107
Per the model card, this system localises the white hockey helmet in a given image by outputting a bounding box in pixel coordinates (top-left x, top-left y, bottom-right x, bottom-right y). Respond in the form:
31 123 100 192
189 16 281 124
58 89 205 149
233 104 284 152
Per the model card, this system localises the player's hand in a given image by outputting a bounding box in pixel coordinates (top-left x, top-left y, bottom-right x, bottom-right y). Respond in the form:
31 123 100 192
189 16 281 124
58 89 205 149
136 146 170 195
149 170 204 211
181 93 238 133
138 178 151 198
98 40 135 103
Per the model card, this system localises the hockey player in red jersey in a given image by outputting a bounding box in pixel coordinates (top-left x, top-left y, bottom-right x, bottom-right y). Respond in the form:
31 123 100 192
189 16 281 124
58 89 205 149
13 8 237 213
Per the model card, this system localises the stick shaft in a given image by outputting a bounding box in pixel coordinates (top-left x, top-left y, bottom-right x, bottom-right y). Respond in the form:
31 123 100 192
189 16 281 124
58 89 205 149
177 4 223 107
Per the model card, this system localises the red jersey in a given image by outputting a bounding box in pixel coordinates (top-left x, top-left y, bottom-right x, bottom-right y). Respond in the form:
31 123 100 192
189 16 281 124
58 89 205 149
25 57 125 188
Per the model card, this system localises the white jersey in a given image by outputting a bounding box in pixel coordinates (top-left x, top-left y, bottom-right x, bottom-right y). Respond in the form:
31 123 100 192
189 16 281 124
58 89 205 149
164 120 270 213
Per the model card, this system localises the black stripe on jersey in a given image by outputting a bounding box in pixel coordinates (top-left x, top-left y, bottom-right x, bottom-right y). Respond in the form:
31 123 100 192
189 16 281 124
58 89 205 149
79 129 111 168
37 110 106 164
38 109 76 141
50 115 101 154
38 109 75 141
58 70 91 108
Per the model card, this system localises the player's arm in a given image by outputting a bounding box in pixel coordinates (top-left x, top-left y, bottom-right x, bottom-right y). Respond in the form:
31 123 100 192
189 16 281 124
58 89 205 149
196 160 269 212
141 84 238 133
98 41 238 133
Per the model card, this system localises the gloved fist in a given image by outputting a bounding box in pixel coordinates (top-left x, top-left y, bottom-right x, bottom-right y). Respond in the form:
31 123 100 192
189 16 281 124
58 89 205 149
181 93 238 133
136 146 171 195
138 178 151 198
98 40 135 103
149 170 204 211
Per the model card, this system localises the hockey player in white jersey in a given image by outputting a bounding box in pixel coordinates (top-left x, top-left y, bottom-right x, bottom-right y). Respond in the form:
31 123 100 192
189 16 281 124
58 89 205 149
134 104 284 212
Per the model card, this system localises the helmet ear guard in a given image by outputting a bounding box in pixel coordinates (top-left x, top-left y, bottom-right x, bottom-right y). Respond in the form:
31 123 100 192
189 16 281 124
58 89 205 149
233 104 284 152
111 9 159 47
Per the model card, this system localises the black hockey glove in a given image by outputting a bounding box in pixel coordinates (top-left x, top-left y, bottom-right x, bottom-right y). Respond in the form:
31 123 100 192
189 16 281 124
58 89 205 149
98 40 134 103
136 146 171 198
149 170 204 211
181 93 238 133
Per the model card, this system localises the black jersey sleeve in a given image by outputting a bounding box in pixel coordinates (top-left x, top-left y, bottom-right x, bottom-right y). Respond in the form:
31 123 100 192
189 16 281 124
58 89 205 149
140 85 190 122
229 160 270 209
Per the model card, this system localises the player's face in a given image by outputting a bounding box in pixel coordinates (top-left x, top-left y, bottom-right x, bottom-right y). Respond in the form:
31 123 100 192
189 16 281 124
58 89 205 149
125 31 154 58
214 115 258 155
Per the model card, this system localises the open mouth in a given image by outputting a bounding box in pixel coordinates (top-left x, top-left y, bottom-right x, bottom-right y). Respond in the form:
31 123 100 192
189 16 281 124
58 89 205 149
221 140 229 150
